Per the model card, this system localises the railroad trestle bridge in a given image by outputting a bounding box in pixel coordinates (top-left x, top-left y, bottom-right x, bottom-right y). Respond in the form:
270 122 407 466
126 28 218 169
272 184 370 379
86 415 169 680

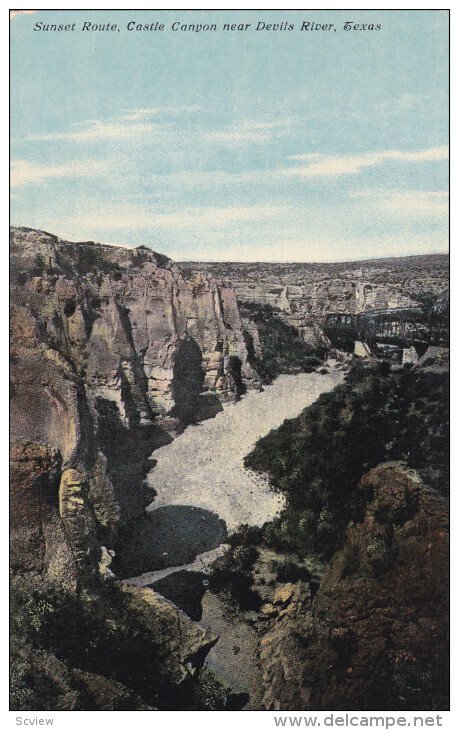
323 307 447 360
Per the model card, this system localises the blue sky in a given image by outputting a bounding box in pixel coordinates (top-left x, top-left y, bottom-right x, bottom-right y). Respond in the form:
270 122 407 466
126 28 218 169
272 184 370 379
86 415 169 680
10 9 448 261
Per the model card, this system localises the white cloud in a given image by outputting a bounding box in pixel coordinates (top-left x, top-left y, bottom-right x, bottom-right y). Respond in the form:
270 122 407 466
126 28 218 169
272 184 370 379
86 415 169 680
119 106 201 122
33 204 285 234
285 146 449 178
23 106 201 143
12 196 448 263
204 119 294 145
171 231 448 263
145 167 279 190
27 119 162 143
139 149 448 193
151 205 283 229
399 94 422 110
353 189 448 217
10 158 109 187
10 10 37 20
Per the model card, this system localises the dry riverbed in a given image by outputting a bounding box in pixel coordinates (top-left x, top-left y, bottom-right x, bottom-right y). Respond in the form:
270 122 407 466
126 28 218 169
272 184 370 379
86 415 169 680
146 365 345 531
120 364 345 705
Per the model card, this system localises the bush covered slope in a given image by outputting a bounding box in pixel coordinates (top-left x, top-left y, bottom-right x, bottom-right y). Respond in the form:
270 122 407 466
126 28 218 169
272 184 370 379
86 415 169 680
10 578 227 711
241 303 325 383
245 361 449 556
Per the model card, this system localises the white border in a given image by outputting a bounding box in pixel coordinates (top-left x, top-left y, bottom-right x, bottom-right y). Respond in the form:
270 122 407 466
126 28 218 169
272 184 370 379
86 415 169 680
2 3 455 727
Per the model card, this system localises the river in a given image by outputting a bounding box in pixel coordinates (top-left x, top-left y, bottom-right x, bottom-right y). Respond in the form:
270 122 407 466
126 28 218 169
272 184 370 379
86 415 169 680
147 366 344 527
120 364 345 705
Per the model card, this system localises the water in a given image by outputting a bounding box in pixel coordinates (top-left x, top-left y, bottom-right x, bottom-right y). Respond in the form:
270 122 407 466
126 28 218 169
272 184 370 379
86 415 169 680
120 365 345 706
121 366 344 581
146 367 344 533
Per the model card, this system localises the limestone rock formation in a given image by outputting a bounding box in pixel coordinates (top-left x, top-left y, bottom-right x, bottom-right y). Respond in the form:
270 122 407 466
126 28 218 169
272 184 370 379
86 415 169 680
10 226 259 570
10 442 79 589
120 585 218 682
10 226 253 708
11 226 257 431
258 463 449 710
10 577 217 711
180 255 448 346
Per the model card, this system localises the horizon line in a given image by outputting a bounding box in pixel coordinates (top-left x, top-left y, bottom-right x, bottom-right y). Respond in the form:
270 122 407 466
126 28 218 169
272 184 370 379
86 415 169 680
176 250 449 265
10 225 449 266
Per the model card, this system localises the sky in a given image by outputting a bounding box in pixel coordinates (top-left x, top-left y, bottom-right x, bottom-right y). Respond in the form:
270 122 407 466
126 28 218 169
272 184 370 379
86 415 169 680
10 9 449 262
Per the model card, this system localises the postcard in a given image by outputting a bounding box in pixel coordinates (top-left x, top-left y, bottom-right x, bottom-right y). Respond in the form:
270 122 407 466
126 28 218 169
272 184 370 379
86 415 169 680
10 8 449 717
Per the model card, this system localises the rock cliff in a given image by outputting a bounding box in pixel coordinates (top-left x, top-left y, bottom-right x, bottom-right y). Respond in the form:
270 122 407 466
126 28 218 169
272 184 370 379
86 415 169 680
258 463 449 710
10 226 255 708
180 256 448 346
10 442 80 590
10 226 258 579
10 227 449 711
11 226 257 430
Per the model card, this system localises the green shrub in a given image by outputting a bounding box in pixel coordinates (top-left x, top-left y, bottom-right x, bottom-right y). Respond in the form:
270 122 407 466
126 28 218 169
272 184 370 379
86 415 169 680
245 367 448 557
241 303 324 383
209 546 261 611
272 558 313 584
10 579 227 710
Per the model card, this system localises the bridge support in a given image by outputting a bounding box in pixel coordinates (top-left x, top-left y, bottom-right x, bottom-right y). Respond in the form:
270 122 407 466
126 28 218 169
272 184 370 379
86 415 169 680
354 340 371 358
402 346 419 365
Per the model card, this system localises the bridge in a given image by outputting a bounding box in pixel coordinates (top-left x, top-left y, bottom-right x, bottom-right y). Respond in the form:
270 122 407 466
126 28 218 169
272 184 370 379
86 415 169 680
323 307 447 360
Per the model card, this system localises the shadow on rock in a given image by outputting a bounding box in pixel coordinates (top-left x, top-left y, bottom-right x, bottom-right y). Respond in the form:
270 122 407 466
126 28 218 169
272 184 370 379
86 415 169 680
114 505 227 578
95 397 173 523
148 570 209 621
196 393 223 420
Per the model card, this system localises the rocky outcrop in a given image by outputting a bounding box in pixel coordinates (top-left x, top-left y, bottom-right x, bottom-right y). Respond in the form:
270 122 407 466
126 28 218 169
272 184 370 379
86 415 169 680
258 463 449 710
10 227 257 432
181 256 448 345
120 585 218 682
11 226 257 429
9 441 115 588
10 576 218 711
416 346 449 373
10 226 255 708
10 442 80 589
10 642 155 711
10 226 259 578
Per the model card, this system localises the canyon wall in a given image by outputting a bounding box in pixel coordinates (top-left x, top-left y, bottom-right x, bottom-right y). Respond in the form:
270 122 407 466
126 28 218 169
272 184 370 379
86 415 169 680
180 256 449 345
11 226 257 708
258 463 449 711
10 226 257 586
10 228 449 710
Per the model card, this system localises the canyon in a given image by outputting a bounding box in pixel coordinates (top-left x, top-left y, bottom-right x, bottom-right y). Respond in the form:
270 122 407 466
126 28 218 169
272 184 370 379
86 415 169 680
181 255 448 346
10 226 449 711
